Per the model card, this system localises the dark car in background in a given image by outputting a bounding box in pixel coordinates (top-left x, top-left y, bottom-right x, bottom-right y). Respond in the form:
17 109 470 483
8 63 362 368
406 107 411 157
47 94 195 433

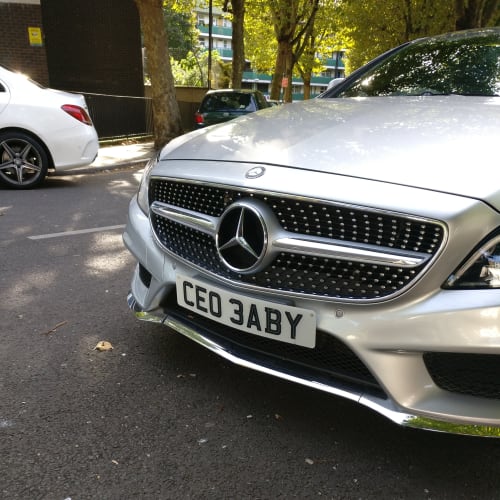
194 88 270 128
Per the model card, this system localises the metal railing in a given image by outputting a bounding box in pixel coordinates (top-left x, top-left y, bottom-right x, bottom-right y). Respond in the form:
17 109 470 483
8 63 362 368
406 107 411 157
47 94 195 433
82 92 153 140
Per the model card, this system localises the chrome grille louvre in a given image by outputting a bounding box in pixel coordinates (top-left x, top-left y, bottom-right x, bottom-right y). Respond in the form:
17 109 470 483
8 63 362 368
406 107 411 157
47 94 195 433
149 178 445 301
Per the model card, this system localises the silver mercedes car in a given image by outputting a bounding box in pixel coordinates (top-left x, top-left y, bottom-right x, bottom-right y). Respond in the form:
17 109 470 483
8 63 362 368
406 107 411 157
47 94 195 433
124 28 500 437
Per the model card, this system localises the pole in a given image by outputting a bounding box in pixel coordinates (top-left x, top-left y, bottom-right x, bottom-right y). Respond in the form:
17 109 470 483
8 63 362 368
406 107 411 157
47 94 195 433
208 0 213 89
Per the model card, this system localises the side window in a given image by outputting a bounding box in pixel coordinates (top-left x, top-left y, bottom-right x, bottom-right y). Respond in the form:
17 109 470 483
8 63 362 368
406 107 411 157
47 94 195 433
238 94 253 111
0 79 8 113
255 93 268 109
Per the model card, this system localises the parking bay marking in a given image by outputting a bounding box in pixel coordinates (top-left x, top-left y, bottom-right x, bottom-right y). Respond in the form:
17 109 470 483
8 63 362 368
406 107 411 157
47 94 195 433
27 224 125 240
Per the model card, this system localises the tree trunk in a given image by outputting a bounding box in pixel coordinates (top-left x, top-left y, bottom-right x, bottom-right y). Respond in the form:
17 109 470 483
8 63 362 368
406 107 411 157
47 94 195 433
302 76 311 100
282 42 294 102
228 0 245 88
455 0 500 29
135 0 183 148
271 39 293 101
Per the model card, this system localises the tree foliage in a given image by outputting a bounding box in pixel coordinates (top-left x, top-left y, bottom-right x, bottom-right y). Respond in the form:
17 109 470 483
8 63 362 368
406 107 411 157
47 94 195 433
164 5 198 60
171 50 207 86
244 1 277 73
243 0 499 90
333 0 455 71
171 49 230 87
333 0 499 72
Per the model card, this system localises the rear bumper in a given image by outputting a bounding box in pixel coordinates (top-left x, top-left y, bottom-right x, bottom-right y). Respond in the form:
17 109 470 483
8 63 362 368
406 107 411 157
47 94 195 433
50 126 99 170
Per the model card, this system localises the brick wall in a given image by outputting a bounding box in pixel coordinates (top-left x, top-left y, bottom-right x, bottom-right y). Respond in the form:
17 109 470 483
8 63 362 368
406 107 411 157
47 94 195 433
0 2 49 85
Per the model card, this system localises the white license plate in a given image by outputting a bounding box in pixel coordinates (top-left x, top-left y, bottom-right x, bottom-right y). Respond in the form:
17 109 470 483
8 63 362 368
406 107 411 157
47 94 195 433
176 275 316 348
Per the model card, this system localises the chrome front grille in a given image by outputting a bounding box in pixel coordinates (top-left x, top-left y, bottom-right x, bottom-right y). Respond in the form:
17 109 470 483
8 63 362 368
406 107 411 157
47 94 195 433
149 179 445 301
150 179 443 253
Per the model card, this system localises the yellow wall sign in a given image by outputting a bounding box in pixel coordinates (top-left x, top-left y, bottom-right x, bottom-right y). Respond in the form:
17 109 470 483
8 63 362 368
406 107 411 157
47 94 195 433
28 27 43 47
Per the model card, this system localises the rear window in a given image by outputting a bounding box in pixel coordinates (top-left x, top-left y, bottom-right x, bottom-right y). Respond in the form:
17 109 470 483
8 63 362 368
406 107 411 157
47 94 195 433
201 93 256 112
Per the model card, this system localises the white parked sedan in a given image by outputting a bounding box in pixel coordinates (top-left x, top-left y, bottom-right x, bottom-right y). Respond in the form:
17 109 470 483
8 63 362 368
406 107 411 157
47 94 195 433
124 28 500 437
0 65 98 188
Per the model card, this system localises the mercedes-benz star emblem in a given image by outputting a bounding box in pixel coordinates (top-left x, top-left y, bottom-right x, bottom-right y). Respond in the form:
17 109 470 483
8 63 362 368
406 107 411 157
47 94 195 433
245 166 265 179
216 200 268 273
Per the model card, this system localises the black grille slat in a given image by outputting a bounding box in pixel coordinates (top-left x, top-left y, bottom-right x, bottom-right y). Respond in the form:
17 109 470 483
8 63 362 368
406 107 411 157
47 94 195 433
149 179 444 300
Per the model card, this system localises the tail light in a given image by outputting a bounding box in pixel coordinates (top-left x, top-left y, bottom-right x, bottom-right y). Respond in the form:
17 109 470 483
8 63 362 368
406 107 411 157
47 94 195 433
194 112 204 125
61 104 93 126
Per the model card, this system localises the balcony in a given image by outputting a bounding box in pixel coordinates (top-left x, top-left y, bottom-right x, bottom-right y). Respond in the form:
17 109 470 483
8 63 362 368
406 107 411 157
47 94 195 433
198 25 232 38
243 71 272 82
243 72 332 86
322 57 345 69
216 48 233 59
199 46 233 59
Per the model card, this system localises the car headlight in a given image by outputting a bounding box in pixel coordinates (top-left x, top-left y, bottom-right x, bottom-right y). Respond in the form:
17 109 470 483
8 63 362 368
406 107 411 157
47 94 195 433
137 156 157 214
444 233 500 289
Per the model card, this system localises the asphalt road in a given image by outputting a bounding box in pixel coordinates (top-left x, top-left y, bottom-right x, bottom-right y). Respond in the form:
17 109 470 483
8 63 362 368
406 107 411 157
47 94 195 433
2 168 500 500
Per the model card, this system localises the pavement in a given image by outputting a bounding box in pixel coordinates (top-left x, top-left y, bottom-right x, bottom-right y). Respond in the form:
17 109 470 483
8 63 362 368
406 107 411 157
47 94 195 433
67 140 156 175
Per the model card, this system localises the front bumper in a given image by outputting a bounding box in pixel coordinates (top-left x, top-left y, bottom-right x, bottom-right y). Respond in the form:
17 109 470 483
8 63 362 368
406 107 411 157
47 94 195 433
124 195 500 438
126 289 500 438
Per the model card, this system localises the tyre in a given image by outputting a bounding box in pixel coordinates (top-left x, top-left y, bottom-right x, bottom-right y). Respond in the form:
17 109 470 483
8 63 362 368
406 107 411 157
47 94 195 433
0 132 49 189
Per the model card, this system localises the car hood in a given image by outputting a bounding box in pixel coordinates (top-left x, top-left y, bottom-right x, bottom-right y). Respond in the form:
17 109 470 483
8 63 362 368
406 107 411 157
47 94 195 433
164 96 500 205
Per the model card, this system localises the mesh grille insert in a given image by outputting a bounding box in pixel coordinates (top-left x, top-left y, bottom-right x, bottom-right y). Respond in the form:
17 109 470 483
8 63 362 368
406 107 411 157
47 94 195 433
424 352 500 400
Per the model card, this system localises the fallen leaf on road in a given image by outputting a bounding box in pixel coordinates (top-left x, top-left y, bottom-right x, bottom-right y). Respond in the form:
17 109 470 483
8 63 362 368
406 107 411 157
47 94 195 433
94 341 113 351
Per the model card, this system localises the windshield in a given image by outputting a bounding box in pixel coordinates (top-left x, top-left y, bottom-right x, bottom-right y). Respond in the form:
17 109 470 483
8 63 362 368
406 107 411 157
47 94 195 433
335 32 500 98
